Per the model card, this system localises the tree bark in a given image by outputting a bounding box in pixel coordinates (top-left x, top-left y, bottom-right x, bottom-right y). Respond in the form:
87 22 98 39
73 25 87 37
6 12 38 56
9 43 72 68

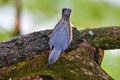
0 26 119 80
80 26 120 49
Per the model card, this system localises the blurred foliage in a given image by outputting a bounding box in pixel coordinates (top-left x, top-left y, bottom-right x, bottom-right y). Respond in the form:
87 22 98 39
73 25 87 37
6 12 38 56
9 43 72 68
22 0 58 17
0 0 120 79
102 50 120 80
0 32 10 41
0 0 120 28
21 0 120 27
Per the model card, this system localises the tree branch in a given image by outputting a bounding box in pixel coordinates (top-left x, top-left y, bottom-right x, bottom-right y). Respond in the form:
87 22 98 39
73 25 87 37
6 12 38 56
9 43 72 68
81 26 120 49
0 26 119 80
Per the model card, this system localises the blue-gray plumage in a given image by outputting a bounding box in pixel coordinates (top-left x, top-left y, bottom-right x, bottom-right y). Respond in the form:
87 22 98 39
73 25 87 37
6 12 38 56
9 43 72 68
48 8 72 65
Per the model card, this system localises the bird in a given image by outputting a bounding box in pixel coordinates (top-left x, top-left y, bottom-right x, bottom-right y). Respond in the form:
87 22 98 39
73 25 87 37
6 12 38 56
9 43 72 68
48 8 73 66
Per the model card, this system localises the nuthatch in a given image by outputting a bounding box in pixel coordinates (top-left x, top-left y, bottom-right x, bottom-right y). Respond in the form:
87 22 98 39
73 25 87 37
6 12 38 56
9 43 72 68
48 8 72 65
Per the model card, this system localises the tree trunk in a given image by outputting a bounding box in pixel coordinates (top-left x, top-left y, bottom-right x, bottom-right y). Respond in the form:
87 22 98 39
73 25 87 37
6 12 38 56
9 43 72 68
0 26 119 80
12 0 21 36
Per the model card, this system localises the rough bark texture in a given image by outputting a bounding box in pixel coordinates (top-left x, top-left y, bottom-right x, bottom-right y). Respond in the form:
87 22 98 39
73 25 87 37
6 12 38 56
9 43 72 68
80 26 120 49
0 26 119 80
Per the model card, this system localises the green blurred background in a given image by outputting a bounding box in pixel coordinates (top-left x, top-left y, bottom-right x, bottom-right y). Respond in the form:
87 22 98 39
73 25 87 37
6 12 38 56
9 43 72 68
0 0 120 79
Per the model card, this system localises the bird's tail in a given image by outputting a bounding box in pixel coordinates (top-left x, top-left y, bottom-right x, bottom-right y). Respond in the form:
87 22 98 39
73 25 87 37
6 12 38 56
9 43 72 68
48 47 62 65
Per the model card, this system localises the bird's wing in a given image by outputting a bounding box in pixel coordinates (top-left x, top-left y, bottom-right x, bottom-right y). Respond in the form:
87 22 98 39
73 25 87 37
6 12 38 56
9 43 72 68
49 19 71 50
